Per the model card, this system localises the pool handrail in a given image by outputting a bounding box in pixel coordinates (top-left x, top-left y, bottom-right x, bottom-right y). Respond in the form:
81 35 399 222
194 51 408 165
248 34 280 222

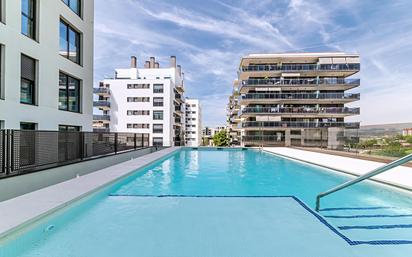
315 153 412 212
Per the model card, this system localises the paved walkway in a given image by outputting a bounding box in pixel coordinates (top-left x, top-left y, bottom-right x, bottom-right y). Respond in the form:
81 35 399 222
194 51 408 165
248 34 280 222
264 147 412 190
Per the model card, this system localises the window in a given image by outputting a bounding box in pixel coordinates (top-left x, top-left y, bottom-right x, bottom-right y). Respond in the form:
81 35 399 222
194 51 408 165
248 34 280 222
21 54 36 105
153 124 163 133
153 110 163 120
127 83 150 89
59 125 80 131
153 84 164 93
60 20 81 64
21 0 36 39
127 97 150 102
20 122 36 130
153 97 163 107
62 0 81 16
0 44 3 99
153 137 163 147
0 0 4 23
59 72 80 112
127 123 150 129
127 110 150 116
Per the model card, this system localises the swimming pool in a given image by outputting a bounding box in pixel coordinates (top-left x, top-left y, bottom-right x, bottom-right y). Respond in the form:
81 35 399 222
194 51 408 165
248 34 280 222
1 148 412 256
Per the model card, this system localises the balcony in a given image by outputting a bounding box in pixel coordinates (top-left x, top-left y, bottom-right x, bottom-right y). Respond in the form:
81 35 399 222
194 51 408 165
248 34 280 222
93 87 110 95
241 107 360 116
93 100 111 110
242 135 285 146
242 121 360 129
240 93 360 104
174 94 184 104
93 127 110 132
174 105 183 114
93 115 111 122
243 78 359 86
241 63 360 72
175 84 184 94
175 118 182 124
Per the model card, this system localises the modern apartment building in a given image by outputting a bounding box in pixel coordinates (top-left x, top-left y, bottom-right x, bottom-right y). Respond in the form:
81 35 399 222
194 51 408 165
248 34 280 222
0 0 94 131
201 126 227 146
184 99 202 147
227 80 241 145
94 56 185 146
228 52 360 149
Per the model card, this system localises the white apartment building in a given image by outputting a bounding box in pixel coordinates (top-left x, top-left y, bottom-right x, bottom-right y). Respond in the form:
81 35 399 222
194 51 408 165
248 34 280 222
0 0 94 131
184 99 202 146
94 56 185 146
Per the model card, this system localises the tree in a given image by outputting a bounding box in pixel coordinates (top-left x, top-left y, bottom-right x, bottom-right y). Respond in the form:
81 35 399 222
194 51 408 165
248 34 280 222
212 130 230 147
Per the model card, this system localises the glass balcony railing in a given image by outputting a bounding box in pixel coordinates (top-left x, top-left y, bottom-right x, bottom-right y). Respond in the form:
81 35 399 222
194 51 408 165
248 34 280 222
93 101 111 108
242 135 285 144
242 121 360 129
241 63 360 72
93 115 111 121
241 93 360 100
242 78 360 86
93 88 110 94
241 107 360 115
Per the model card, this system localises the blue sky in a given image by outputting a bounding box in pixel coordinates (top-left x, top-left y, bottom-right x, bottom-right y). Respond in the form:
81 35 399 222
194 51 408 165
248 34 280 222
95 0 412 127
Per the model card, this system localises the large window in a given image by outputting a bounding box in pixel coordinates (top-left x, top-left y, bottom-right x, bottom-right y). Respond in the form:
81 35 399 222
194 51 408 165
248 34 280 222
153 137 163 147
127 83 149 89
127 97 150 102
153 97 163 107
62 0 81 16
127 110 150 116
21 0 36 39
59 125 81 131
60 20 81 64
127 124 150 129
153 124 163 133
153 84 164 93
21 54 36 105
59 72 80 112
153 110 163 120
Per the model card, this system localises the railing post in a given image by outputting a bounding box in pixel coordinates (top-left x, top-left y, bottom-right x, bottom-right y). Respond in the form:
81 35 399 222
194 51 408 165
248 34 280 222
141 134 144 147
114 133 118 154
79 132 84 160
134 133 137 149
1 130 5 174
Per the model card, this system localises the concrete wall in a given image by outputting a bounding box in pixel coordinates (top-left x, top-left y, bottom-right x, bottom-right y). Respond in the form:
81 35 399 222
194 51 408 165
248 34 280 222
0 1 94 131
0 148 154 202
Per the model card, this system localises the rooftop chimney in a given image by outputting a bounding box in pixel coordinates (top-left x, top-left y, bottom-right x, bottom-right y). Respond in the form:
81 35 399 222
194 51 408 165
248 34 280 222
149 57 155 69
144 61 150 68
130 56 137 68
170 56 177 68
154 62 160 68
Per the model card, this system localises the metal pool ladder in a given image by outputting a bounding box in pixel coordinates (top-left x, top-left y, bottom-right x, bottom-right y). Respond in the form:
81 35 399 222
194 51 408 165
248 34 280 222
315 153 412 212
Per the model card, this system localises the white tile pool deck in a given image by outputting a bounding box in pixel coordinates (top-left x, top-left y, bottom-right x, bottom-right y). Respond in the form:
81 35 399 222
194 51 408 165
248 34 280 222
1 147 412 257
264 147 412 190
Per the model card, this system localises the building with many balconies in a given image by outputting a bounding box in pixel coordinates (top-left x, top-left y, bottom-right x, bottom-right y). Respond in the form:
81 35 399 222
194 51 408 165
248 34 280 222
229 52 360 149
227 80 241 145
93 56 185 146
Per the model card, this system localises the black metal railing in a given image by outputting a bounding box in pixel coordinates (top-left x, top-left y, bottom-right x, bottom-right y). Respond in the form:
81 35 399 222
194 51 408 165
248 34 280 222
241 93 360 100
241 63 360 72
0 130 155 179
242 121 360 129
241 107 360 115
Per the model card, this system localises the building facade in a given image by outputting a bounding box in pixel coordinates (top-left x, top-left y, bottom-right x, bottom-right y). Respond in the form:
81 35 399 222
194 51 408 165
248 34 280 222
0 0 94 131
227 80 241 146
403 128 412 137
228 52 360 149
94 56 185 146
184 99 202 147
201 126 227 146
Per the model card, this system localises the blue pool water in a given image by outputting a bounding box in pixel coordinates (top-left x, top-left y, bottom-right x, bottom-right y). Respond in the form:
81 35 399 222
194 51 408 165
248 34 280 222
1 149 412 257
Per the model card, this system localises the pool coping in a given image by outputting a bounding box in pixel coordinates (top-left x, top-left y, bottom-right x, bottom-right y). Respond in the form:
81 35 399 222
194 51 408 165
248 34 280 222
0 147 180 239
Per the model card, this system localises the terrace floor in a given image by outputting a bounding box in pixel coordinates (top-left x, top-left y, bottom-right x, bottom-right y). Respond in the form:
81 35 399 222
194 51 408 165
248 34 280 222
264 147 412 190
